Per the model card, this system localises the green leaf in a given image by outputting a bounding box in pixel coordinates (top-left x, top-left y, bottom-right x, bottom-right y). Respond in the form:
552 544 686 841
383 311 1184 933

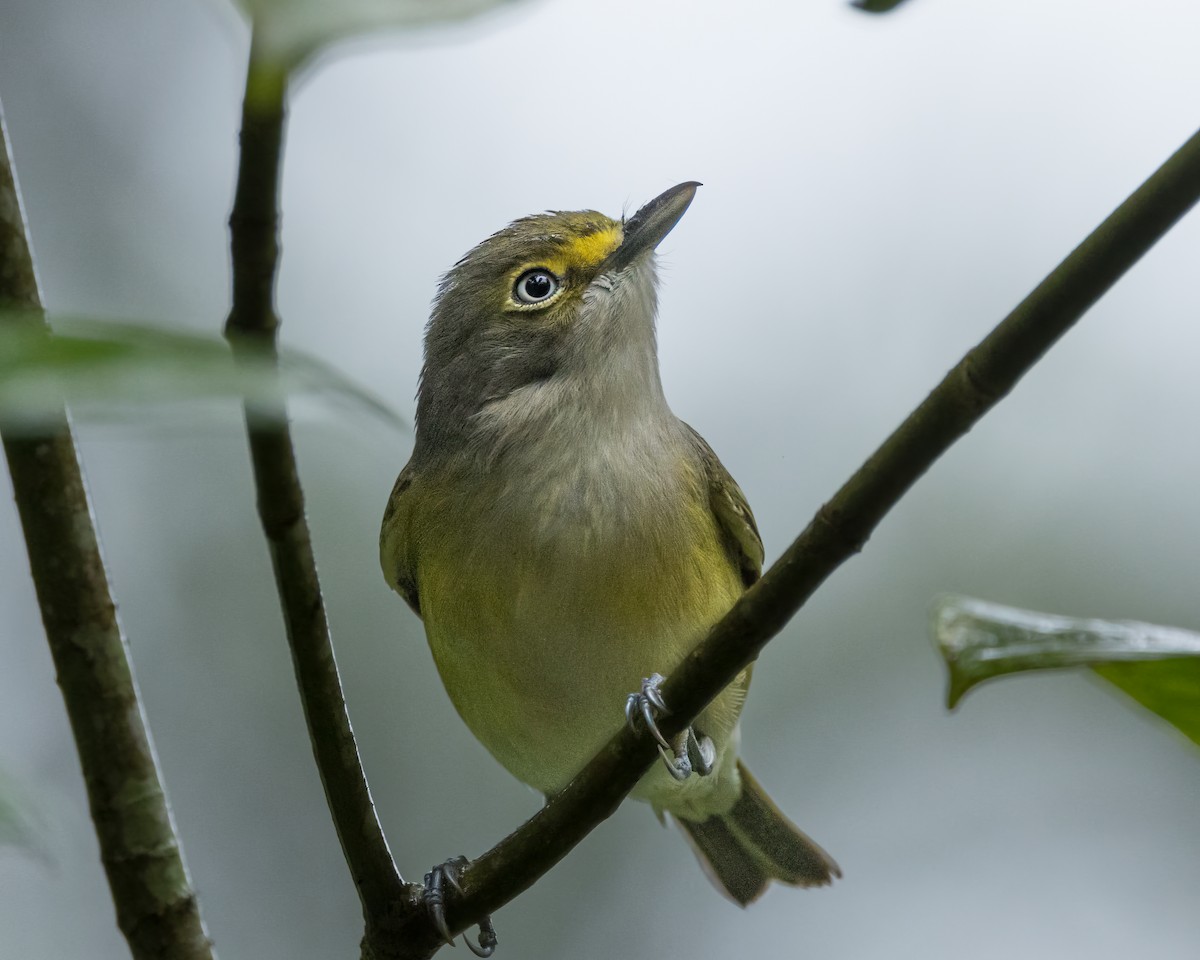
1094 659 1200 747
0 313 405 433
235 0 532 75
933 595 1200 745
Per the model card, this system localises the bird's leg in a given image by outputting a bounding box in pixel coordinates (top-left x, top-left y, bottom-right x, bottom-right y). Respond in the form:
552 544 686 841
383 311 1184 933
423 856 497 958
662 729 693 781
687 727 716 777
626 673 713 781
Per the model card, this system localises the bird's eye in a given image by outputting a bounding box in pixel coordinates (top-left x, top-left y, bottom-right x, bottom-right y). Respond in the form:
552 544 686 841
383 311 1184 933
513 269 559 305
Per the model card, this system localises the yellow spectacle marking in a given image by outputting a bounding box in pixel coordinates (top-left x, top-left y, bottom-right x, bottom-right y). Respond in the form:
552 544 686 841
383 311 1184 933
505 223 624 309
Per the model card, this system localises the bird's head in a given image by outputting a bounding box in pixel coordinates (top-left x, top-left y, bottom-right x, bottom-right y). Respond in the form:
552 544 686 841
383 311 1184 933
413 182 699 460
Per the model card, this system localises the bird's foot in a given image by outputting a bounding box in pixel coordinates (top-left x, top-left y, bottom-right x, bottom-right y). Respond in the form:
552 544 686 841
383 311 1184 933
423 856 497 958
626 673 671 748
625 674 716 781
687 727 717 776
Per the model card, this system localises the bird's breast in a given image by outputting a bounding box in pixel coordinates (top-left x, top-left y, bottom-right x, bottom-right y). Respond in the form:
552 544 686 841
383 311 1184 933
414 426 745 794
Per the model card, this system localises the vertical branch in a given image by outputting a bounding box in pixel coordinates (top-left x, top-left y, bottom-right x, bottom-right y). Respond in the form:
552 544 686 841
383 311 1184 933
0 104 214 959
223 53 407 930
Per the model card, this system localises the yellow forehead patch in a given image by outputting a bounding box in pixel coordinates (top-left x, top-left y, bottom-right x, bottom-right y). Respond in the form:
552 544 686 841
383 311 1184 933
566 225 623 268
536 224 623 278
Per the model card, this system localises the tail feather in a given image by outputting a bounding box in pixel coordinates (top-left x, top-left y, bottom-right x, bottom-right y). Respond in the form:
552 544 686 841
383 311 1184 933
675 761 840 906
676 813 770 905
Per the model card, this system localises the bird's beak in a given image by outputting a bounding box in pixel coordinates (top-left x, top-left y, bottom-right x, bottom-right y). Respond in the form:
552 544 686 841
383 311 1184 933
604 181 701 274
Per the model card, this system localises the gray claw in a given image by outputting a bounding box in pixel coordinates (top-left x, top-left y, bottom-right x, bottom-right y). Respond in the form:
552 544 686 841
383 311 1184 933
466 918 498 959
642 673 669 712
659 730 693 781
423 857 497 957
627 674 713 782
424 864 456 945
688 730 716 776
626 674 672 752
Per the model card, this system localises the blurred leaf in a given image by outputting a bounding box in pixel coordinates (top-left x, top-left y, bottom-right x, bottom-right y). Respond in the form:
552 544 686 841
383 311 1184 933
234 0 531 74
933 595 1200 745
0 313 405 433
850 0 912 13
0 768 48 861
1094 659 1200 747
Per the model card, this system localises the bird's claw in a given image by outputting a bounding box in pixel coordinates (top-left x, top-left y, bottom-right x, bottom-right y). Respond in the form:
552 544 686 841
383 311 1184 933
626 673 673 752
688 728 716 776
658 737 692 781
423 856 497 958
626 674 715 782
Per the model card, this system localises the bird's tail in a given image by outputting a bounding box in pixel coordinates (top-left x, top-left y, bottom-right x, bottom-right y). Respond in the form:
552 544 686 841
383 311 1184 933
674 761 840 906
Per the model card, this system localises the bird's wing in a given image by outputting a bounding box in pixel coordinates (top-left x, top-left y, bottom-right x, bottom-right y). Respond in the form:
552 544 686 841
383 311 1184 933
681 423 764 588
379 462 423 617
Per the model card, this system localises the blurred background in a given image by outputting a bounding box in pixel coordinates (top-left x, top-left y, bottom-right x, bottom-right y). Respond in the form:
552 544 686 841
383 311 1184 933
2 0 1200 956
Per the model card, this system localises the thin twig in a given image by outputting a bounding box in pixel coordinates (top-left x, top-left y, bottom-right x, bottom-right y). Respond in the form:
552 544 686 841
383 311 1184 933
223 53 406 929
0 101 215 960
418 124 1200 952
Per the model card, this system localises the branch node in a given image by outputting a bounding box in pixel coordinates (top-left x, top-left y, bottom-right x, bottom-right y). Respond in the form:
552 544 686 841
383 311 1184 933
959 350 1006 408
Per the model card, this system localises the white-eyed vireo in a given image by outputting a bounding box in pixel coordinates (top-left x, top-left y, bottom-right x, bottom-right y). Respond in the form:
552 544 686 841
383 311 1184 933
381 183 839 909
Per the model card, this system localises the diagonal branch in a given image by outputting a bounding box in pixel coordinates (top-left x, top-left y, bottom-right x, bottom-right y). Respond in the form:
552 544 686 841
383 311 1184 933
222 32 1200 956
0 101 215 960
223 53 407 931
418 123 1200 953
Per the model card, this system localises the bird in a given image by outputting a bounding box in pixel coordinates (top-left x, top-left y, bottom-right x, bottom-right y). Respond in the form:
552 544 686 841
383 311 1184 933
380 182 839 917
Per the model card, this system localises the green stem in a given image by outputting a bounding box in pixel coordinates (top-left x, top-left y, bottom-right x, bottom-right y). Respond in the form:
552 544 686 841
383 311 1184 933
224 52 405 928
0 102 214 960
